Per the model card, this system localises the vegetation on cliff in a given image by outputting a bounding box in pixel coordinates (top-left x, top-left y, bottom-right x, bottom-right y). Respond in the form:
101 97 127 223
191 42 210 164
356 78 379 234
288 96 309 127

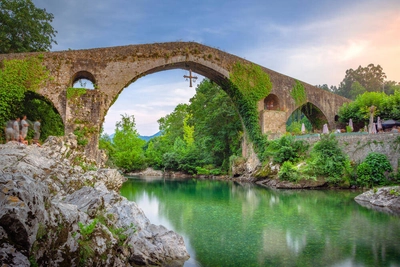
0 56 64 143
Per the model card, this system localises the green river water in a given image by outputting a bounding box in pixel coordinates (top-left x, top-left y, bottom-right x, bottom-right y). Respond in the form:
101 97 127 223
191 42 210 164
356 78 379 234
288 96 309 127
120 176 400 267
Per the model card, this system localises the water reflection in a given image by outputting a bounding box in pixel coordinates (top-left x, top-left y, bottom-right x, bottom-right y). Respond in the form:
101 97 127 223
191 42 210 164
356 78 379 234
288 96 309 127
120 177 400 267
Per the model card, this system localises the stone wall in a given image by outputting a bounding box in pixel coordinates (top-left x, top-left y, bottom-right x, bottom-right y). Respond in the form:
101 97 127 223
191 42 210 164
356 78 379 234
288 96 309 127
296 132 400 171
259 110 286 138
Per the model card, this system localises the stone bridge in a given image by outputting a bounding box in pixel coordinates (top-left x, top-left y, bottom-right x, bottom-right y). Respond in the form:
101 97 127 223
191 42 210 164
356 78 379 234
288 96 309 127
0 42 349 161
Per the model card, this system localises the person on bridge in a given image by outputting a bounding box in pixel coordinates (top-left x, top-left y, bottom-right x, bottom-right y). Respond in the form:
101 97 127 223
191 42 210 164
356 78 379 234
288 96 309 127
21 115 29 139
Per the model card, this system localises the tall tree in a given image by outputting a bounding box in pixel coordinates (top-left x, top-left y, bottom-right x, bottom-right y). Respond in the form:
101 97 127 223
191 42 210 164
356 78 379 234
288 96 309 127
145 80 242 174
337 64 386 99
188 80 242 170
113 114 146 171
158 103 189 147
0 0 57 53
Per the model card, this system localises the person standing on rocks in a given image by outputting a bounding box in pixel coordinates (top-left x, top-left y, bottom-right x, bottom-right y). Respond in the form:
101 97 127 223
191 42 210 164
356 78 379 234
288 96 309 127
4 120 14 142
21 115 29 139
13 117 20 141
33 119 41 144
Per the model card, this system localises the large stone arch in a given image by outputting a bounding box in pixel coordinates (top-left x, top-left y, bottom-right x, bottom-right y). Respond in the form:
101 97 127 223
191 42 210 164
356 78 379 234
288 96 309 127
105 59 231 124
0 42 350 161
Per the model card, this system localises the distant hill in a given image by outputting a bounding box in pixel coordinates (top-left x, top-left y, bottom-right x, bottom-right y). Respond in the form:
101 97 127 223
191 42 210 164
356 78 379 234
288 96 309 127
139 131 162 142
108 131 161 142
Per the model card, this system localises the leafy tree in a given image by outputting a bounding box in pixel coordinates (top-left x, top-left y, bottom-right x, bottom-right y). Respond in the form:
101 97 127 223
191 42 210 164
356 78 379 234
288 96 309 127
99 128 115 166
349 81 366 100
0 0 57 53
144 136 169 169
158 103 188 147
337 64 386 99
383 80 400 95
338 91 400 124
188 80 242 171
112 114 146 171
145 80 242 174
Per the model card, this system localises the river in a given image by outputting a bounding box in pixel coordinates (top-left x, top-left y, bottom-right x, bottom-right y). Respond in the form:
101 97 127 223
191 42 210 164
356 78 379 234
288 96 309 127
120 176 400 267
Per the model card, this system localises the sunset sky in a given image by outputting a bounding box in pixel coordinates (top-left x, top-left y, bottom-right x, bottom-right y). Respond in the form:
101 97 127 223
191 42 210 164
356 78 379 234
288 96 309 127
32 0 400 135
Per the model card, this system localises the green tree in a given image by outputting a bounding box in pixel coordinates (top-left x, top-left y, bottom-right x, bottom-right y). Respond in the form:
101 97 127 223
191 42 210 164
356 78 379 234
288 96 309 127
113 114 146 172
144 136 167 169
0 0 57 53
337 64 386 99
188 80 242 171
99 128 115 166
158 103 189 147
384 81 400 95
349 81 366 100
145 80 242 174
338 91 400 124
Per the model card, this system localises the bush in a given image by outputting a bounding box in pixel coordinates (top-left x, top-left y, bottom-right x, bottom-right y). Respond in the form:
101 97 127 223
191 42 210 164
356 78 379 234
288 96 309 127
356 152 393 187
308 134 349 184
278 161 299 182
266 134 309 164
356 162 373 188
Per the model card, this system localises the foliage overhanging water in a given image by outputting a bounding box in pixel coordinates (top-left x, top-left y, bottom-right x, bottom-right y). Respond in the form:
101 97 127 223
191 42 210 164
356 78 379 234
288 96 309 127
120 176 400 267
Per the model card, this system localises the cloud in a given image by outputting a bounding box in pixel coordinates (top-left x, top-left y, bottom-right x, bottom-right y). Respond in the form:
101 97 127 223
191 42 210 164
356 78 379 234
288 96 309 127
243 3 400 86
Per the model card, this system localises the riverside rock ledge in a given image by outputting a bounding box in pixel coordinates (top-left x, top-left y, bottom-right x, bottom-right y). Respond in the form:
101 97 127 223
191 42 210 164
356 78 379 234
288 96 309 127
0 135 189 267
355 186 400 216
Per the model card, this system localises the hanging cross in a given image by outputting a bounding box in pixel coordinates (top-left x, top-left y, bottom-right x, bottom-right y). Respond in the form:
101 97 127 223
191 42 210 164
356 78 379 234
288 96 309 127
183 69 197 87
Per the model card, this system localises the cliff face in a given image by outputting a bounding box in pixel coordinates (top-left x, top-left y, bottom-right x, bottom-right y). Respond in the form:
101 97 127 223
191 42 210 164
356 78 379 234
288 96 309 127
0 135 189 267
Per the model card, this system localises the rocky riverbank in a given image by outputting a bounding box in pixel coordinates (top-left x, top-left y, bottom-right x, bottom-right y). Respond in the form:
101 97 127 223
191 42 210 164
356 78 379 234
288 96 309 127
0 135 189 266
355 186 400 216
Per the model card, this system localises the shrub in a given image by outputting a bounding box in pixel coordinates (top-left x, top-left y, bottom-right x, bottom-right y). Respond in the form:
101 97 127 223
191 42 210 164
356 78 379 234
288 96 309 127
308 134 349 184
278 161 299 182
356 152 393 187
266 134 309 164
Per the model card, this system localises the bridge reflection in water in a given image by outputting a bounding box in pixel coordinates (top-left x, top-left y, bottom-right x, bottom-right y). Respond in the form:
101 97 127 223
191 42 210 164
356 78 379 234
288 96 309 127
120 176 400 267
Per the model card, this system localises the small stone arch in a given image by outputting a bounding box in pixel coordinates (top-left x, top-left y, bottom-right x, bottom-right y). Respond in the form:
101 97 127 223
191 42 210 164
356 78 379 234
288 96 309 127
288 102 328 132
264 94 280 111
71 71 96 89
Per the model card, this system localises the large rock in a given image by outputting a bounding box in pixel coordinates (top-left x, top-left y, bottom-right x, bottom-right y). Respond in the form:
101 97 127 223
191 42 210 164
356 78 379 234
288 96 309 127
0 136 189 266
355 186 400 215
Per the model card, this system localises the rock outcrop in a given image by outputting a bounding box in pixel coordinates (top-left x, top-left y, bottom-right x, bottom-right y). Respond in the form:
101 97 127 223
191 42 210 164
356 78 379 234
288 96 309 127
355 186 400 215
0 135 189 266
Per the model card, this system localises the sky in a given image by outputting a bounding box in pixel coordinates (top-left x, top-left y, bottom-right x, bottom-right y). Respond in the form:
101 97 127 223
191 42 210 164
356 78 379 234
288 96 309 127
32 0 400 136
